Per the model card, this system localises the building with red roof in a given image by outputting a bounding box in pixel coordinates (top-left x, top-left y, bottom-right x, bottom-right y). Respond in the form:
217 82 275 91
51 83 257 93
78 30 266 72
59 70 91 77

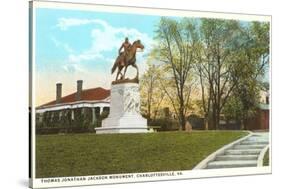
35 80 111 133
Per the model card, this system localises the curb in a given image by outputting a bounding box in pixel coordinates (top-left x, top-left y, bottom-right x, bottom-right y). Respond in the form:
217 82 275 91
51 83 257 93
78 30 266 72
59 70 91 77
193 131 253 170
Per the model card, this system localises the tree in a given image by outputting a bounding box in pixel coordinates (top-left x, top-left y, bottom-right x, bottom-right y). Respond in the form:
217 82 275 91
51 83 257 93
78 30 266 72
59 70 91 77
195 19 245 129
140 62 165 121
152 17 270 130
194 19 270 130
153 17 199 130
222 21 270 129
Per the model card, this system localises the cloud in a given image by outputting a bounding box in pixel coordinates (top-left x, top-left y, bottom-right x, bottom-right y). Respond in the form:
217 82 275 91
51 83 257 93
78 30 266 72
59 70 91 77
55 18 153 76
56 18 95 30
38 17 156 105
62 63 85 73
51 37 74 53
87 19 153 53
68 53 104 63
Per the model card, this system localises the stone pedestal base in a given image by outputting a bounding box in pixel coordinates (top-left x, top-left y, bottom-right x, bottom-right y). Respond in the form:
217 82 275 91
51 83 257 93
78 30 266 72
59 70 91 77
95 82 148 134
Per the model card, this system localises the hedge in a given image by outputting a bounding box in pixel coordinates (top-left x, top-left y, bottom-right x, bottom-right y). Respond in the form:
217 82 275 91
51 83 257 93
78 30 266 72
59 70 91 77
36 107 109 135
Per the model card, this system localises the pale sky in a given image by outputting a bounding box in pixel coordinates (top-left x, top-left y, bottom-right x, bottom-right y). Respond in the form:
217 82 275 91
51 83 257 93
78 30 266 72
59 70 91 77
35 8 160 106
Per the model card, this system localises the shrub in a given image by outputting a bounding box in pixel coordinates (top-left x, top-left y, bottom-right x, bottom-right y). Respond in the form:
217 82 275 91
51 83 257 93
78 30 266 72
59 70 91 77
37 108 94 134
186 114 204 130
149 118 179 131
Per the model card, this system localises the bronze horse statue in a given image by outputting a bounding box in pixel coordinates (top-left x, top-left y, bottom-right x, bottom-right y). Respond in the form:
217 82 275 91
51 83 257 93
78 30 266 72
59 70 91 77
111 40 144 81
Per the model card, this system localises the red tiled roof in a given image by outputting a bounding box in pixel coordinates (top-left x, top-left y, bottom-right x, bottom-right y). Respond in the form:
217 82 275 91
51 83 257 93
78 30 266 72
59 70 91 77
40 87 110 107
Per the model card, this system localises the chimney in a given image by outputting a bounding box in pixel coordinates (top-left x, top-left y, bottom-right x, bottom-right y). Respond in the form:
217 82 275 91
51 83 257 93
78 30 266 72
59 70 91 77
56 83 62 104
76 80 83 101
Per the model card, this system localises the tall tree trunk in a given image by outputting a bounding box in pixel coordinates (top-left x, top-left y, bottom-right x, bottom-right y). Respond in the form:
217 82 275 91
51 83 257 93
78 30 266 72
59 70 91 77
240 113 246 130
147 103 151 121
240 119 245 130
212 104 217 130
216 109 220 130
179 84 186 131
179 104 186 131
204 114 209 130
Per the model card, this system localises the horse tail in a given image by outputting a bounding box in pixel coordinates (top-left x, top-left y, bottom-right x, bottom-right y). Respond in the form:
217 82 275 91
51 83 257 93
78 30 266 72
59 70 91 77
111 61 118 74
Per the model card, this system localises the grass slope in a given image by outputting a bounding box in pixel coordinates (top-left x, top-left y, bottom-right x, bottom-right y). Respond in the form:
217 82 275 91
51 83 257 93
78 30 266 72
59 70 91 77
36 131 247 178
263 148 269 166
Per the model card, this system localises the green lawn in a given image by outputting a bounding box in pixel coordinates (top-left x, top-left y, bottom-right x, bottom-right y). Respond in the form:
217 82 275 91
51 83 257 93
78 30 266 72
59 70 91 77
263 148 270 166
36 131 247 178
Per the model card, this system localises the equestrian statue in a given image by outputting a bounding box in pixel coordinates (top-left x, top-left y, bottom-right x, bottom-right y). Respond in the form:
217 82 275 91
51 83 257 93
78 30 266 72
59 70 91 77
111 37 144 83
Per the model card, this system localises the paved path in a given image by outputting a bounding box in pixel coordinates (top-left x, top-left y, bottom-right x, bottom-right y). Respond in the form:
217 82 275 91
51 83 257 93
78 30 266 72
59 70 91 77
205 132 269 169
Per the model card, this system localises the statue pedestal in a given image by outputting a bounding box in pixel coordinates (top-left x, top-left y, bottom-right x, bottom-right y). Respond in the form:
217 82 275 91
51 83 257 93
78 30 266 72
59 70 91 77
95 82 148 134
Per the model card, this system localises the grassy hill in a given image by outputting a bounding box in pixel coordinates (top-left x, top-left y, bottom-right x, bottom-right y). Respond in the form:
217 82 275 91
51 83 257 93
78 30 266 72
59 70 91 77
36 131 247 178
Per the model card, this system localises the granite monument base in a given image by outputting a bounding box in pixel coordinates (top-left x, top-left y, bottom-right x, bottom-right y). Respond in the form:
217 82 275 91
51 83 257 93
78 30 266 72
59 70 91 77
95 82 148 134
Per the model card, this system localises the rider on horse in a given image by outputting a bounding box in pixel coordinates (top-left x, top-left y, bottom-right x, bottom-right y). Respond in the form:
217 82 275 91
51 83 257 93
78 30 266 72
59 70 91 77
118 37 131 66
111 39 144 82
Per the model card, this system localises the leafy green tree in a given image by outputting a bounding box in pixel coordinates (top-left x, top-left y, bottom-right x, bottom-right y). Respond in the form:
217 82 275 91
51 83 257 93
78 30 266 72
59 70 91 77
222 21 270 129
152 17 270 130
152 17 199 130
195 19 270 130
195 18 244 129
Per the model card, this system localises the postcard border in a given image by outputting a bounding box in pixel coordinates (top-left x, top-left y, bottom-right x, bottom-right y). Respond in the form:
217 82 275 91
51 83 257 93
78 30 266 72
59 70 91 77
29 0 272 188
